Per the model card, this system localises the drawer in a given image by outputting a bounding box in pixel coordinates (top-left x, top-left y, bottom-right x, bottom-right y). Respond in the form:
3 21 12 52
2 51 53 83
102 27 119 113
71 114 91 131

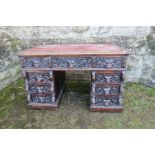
92 57 126 69
27 71 53 83
51 57 91 68
29 84 53 95
95 84 120 96
92 71 122 84
95 96 120 106
31 94 54 104
22 57 51 68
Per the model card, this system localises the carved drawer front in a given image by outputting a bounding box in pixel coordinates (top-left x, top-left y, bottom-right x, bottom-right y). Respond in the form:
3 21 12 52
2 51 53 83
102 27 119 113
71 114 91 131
31 94 54 104
27 71 53 83
92 57 126 69
22 57 51 68
29 84 53 95
95 84 120 96
51 57 91 68
94 96 120 107
92 71 122 84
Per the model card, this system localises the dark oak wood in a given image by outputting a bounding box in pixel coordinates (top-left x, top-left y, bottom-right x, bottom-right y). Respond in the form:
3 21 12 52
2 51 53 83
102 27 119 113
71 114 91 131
17 44 128 56
90 107 123 112
28 81 65 110
21 68 127 71
18 44 128 112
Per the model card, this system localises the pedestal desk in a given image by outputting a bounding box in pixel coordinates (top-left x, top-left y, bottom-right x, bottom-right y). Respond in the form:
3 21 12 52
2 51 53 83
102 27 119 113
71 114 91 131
17 44 128 112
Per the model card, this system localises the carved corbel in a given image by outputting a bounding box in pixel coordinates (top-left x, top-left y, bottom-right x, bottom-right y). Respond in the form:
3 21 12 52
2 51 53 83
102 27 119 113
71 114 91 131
22 71 27 78
91 71 96 81
25 79 29 91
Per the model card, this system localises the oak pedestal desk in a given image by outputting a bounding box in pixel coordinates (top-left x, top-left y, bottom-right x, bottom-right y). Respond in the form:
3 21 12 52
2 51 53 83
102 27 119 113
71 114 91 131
17 44 128 112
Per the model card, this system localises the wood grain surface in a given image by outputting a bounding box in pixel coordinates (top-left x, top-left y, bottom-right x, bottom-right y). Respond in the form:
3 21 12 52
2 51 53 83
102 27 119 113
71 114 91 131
17 44 128 56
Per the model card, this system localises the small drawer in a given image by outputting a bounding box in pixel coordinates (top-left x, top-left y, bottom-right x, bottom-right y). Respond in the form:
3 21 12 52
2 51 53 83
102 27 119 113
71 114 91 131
29 84 53 95
51 57 91 68
22 57 51 68
92 71 122 84
31 94 54 104
95 84 120 96
27 71 53 83
92 57 126 69
95 96 120 106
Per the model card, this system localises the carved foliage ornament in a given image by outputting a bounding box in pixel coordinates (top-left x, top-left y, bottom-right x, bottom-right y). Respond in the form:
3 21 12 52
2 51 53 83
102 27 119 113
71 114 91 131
95 86 120 95
95 73 121 83
29 85 52 94
24 57 51 68
31 96 53 104
28 72 52 83
95 97 119 106
92 57 125 68
22 57 126 69
51 57 91 68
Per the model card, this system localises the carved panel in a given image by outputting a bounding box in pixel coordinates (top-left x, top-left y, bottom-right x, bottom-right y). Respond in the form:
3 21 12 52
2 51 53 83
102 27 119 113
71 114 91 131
21 56 126 69
91 82 96 105
23 57 51 68
29 84 52 94
92 57 125 68
95 73 121 83
31 95 53 104
51 57 91 68
95 85 120 95
95 96 120 106
28 72 53 83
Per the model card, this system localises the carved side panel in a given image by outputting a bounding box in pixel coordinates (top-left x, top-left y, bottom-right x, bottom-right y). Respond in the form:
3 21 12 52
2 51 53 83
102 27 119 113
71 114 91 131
91 82 96 106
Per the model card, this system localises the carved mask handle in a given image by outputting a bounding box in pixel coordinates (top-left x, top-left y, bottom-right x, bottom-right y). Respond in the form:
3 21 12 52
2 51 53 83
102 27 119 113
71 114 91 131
68 60 75 68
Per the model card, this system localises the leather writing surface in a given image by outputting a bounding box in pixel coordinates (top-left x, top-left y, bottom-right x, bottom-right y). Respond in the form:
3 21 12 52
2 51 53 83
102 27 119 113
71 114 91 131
17 44 128 56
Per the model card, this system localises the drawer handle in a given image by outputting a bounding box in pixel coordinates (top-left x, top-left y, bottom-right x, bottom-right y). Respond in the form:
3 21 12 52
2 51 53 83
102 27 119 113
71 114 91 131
104 99 111 106
37 75 44 82
107 63 112 68
68 60 75 68
103 88 111 95
104 75 111 83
